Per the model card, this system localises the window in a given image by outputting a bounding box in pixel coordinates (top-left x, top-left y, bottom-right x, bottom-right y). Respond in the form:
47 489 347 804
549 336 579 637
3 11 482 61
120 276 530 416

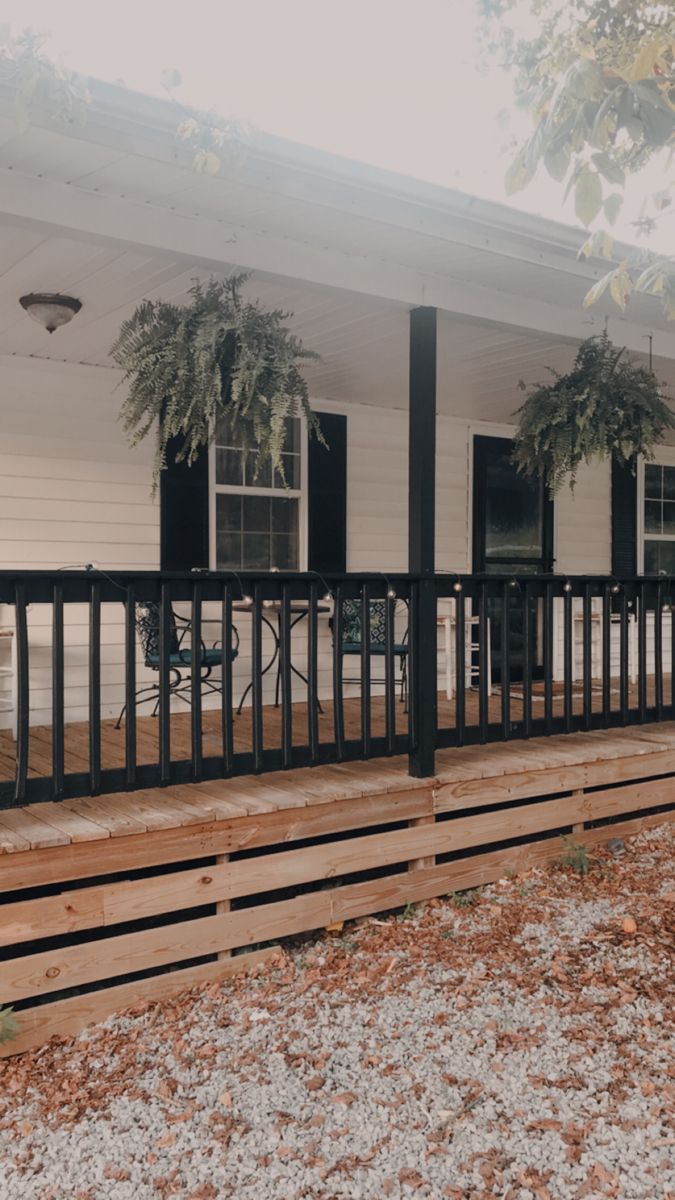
642 461 675 574
211 414 303 571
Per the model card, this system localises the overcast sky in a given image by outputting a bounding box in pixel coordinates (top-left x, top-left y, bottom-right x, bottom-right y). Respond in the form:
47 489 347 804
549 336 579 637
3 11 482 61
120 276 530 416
5 0 669 249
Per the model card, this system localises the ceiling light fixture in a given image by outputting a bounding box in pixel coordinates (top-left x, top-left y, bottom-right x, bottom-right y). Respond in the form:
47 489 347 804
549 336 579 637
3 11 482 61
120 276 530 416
19 293 82 334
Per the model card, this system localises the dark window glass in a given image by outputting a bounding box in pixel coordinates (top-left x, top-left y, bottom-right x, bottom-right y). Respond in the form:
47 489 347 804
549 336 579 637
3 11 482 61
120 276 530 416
242 495 271 533
484 456 543 560
663 466 675 501
644 540 675 574
644 464 662 499
216 494 242 532
644 499 662 534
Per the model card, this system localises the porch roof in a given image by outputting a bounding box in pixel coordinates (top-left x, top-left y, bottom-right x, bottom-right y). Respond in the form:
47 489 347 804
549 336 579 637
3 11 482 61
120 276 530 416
0 75 674 421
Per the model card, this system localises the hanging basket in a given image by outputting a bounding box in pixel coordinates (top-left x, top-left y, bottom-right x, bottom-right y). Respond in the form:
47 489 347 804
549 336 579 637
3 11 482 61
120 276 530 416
512 332 674 494
111 273 321 491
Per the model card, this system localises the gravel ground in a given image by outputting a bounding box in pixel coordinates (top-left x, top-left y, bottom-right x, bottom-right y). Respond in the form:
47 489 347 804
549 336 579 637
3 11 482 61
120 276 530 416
1 825 674 1200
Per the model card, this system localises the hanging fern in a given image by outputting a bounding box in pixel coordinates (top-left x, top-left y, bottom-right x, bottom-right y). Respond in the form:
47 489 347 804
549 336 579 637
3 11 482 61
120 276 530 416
111 274 321 489
513 332 674 495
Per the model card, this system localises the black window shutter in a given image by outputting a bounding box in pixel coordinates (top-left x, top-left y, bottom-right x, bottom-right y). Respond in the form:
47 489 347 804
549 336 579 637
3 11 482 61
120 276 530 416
611 455 637 577
308 412 347 574
160 437 209 571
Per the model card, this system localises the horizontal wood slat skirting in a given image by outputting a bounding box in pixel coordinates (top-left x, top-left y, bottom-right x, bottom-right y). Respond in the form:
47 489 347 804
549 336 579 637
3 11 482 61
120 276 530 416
2 725 675 1057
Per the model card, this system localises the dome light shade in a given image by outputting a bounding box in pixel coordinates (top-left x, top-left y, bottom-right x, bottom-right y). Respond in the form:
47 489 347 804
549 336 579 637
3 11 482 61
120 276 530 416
19 293 82 333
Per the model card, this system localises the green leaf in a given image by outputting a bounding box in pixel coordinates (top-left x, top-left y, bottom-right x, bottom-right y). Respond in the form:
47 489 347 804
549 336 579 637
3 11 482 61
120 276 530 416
505 148 535 195
583 273 612 308
544 143 570 182
609 265 632 310
575 169 603 227
603 193 623 226
591 153 625 186
578 230 614 261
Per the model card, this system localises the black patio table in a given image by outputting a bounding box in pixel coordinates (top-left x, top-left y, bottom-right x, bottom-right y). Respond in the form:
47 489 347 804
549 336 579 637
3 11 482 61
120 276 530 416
233 598 331 714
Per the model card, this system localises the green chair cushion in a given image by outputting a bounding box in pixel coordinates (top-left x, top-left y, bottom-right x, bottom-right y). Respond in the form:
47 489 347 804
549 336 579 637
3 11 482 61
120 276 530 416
146 648 236 668
342 643 408 656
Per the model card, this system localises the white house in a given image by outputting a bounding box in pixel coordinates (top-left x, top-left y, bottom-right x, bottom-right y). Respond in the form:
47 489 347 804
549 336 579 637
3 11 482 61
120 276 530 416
0 77 674 801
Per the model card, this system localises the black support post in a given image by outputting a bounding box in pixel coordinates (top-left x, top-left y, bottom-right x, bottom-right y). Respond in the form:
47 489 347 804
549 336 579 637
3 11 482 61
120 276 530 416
408 305 437 778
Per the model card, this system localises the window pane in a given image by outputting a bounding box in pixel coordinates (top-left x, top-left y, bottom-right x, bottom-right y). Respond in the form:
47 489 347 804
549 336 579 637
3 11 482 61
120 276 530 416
271 497 298 535
243 495 271 533
273 453 300 490
645 540 675 575
271 533 298 570
284 418 301 454
644 499 662 534
216 532 242 570
216 447 244 486
242 534 270 571
245 451 272 488
644 464 662 499
216 493 242 532
663 503 675 535
663 467 675 501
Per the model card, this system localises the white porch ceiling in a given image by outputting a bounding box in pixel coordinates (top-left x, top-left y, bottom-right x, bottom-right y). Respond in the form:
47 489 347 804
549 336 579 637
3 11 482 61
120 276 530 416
0 216 673 424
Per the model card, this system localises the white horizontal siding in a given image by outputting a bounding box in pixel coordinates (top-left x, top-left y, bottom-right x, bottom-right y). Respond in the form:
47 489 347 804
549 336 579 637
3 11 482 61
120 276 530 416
555 459 611 575
0 358 619 735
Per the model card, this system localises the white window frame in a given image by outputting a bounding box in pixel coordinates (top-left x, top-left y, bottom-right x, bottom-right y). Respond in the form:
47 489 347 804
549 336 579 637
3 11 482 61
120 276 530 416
208 415 309 572
637 447 675 573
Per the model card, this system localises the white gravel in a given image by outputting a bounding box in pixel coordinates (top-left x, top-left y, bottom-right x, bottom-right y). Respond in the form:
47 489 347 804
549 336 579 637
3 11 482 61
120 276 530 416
0 825 673 1200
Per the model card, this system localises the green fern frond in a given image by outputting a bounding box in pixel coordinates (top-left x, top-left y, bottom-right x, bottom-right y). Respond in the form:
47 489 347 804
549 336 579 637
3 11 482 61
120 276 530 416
513 332 674 494
111 274 321 493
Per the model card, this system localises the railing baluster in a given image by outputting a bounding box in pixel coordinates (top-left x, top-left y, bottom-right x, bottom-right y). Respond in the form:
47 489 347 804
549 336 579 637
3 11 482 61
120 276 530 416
563 584 573 732
124 583 136 790
543 581 553 732
307 581 320 764
251 585 264 771
500 582 510 741
522 583 532 738
158 582 171 786
191 583 203 781
221 584 234 775
671 596 675 719
88 581 101 795
455 589 465 746
655 580 664 721
478 582 489 743
13 582 29 805
601 583 611 727
360 582 371 758
332 584 345 760
619 589 629 724
638 580 647 722
384 588 396 755
51 582 65 800
582 583 592 730
280 583 293 769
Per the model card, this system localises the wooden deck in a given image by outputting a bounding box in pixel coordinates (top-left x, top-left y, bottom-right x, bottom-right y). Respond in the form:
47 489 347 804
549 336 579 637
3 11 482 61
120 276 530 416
0 678 670 784
2 722 675 1057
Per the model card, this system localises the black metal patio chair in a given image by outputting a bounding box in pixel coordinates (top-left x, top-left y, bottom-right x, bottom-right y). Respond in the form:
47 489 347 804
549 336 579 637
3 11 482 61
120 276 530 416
115 601 239 727
338 597 408 708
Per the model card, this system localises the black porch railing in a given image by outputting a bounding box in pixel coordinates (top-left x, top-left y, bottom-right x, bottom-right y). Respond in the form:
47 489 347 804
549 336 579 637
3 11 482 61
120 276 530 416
0 570 674 809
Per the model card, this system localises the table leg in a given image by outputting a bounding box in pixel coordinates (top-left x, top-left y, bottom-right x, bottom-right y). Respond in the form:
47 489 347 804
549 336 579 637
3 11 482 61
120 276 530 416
236 614 279 715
